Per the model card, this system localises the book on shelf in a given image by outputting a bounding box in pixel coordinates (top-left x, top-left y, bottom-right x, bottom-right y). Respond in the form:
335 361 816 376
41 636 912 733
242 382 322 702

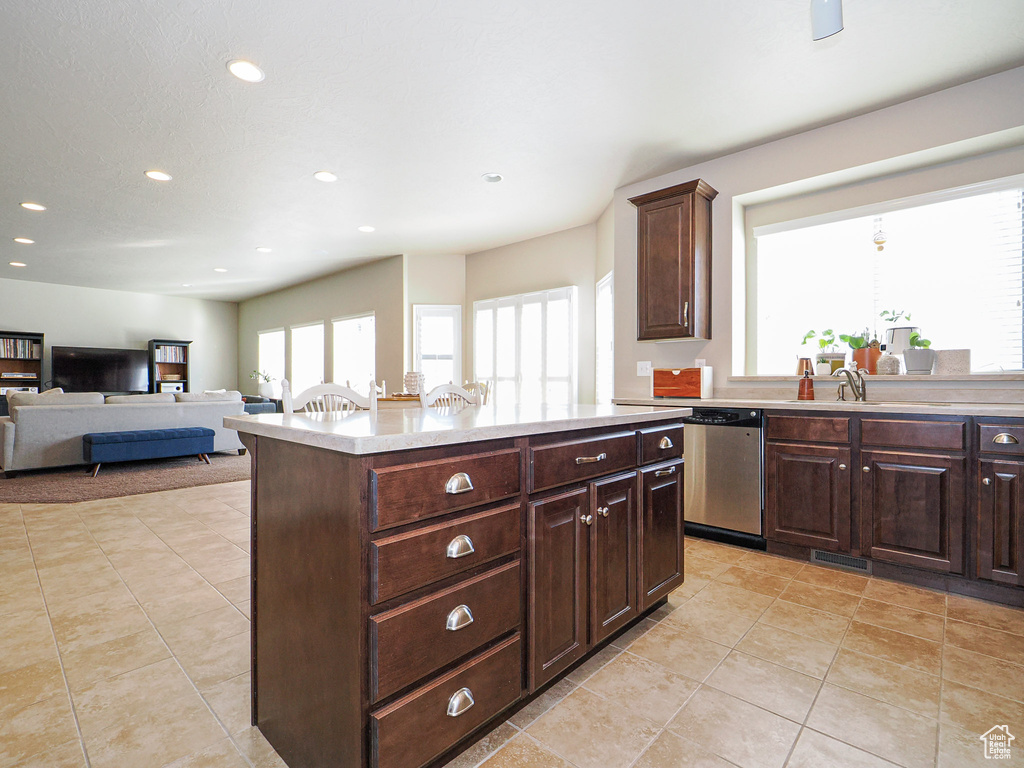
1 338 41 359
0 372 38 379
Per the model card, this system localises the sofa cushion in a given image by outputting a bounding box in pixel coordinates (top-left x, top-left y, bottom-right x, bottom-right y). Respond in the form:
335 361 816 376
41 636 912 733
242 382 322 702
105 394 176 404
175 391 242 403
8 390 105 420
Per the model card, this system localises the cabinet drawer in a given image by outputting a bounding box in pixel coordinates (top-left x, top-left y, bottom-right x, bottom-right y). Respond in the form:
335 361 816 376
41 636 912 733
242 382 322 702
371 634 522 768
371 448 521 531
529 432 636 492
861 419 966 451
766 415 850 443
979 424 1024 456
371 504 521 604
639 424 684 465
370 561 521 702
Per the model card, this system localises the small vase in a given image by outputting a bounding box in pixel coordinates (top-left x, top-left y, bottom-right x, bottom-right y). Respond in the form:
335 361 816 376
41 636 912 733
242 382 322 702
852 347 881 374
815 362 831 376
258 382 274 398
902 348 936 375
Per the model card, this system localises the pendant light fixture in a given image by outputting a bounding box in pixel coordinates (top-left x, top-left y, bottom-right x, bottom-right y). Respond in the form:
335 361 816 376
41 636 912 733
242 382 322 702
811 0 843 40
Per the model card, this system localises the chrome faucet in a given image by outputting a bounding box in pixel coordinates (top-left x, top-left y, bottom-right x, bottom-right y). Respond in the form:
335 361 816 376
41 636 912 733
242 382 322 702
833 368 868 402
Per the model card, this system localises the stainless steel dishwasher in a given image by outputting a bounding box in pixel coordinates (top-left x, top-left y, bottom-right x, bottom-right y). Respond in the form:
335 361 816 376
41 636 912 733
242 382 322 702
682 407 765 548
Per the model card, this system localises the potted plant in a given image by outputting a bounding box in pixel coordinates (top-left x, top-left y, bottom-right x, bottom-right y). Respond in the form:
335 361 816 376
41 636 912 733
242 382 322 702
250 369 275 398
902 332 935 374
879 309 920 356
802 329 845 373
840 328 881 374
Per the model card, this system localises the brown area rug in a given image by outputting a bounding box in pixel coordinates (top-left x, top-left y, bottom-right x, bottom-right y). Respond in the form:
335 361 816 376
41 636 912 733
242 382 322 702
0 452 251 504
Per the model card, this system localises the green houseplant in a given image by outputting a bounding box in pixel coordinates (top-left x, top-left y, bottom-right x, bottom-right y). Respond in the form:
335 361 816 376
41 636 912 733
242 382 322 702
903 332 936 374
840 328 881 373
802 329 845 373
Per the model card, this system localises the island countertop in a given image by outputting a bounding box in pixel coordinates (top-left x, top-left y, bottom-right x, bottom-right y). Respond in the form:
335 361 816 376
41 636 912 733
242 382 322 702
225 403 693 455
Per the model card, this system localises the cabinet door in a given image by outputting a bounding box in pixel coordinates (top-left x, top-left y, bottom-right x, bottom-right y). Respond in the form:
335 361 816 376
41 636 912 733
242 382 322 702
527 488 588 692
765 442 852 552
638 460 684 610
978 460 1024 586
590 473 639 645
861 451 965 574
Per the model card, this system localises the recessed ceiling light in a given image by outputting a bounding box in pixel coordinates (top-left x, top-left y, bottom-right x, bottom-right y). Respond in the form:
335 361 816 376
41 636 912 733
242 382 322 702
227 59 265 83
145 170 172 181
255 247 272 253
481 173 503 183
213 268 228 273
358 226 375 233
182 283 192 287
20 202 46 211
313 171 338 183
9 261 26 267
13 238 34 244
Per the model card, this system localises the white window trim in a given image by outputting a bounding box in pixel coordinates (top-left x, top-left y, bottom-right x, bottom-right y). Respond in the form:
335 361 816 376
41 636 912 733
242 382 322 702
413 304 463 386
595 272 614 404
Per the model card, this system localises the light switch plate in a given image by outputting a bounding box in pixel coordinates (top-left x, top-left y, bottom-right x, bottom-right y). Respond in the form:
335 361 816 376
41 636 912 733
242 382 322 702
637 361 652 377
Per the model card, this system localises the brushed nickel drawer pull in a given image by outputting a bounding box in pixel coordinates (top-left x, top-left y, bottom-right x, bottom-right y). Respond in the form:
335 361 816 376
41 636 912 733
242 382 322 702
597 506 610 518
447 687 475 717
445 604 474 631
983 477 992 485
655 467 676 477
993 433 1020 445
445 535 475 559
580 513 594 526
658 436 674 450
575 452 607 465
445 472 474 494
683 301 689 327
863 466 870 473
839 464 847 470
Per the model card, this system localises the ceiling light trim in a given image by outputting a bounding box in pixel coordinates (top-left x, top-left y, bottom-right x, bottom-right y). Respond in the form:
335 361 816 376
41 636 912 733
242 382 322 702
811 0 844 40
227 59 266 83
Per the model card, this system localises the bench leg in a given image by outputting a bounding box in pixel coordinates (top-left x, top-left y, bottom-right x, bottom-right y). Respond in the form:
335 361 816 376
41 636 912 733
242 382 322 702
199 454 211 464
91 464 101 477
238 448 247 456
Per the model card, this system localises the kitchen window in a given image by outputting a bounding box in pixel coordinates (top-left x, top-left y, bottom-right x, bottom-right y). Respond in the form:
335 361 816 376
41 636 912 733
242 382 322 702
474 286 577 407
753 180 1024 374
595 272 614 404
257 329 285 398
289 322 324 395
413 305 462 391
333 313 375 394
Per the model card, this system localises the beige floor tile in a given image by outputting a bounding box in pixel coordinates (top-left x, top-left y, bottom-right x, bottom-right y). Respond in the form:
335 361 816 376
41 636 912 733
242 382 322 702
0 658 66 720
564 643 620 684
162 738 251 768
527 687 659 768
583 651 699 726
937 723 1014 768
715 565 791 597
737 622 838 679
633 730 735 768
826 648 941 718
862 578 946 616
685 555 730 580
661 597 760 647
757 599 851 645
443 722 519 768
795 563 870 595
853 598 945 643
8 739 87 768
627 622 731 682
476 734 574 768
176 630 251 690
193 557 249 585
609 617 658 649
842 620 942 675
686 540 747 564
807 684 938 768
945 619 1024 667
947 594 1024 636
142 584 233 628
236 600 251 619
940 679 1024 735
508 678 577 729
215 576 250 604
735 551 805 579
667 686 801 768
706 650 821 721
780 581 862 618
669 575 710 600
942 644 1024 703
0 693 79 766
688 581 774 614
788 729 901 767
124 569 211 604
202 672 252 735
232 726 288 768
48 588 151 654
60 629 171 692
0 608 59 675
159 605 250 654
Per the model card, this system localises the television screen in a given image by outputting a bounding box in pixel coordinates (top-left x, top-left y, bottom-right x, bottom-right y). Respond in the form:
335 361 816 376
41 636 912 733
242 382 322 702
51 347 150 393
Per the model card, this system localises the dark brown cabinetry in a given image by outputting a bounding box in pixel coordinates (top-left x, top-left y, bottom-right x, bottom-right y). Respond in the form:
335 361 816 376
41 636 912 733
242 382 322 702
591 473 639 644
629 179 718 341
766 442 852 552
638 461 684 609
0 330 44 417
977 420 1024 586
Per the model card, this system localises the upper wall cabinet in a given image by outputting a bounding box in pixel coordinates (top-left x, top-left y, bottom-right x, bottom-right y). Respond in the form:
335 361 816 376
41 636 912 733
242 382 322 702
630 179 718 341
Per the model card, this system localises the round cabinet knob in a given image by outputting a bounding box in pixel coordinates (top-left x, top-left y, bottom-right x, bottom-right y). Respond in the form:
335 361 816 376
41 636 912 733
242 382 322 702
983 478 992 485
839 464 847 470
598 506 610 518
862 466 871 473
580 513 594 526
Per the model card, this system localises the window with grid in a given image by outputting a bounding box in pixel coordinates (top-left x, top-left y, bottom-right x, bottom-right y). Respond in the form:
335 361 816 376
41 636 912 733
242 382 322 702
333 313 375 394
413 305 462 391
473 286 577 407
754 181 1024 374
257 329 285 398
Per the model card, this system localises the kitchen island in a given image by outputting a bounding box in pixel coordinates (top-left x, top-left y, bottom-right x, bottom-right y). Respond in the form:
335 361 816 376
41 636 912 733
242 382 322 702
225 404 691 768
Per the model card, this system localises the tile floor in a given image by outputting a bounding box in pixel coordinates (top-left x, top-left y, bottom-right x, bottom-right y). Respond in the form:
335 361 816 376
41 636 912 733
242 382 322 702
1 483 1023 767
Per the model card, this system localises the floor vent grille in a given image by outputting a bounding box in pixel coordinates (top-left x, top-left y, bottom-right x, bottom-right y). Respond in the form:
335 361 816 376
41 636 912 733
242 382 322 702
810 549 871 574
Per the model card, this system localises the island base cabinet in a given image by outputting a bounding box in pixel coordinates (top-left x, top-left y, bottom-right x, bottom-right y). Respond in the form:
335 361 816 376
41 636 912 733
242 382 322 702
765 442 851 552
638 460 684 610
978 460 1024 585
590 473 639 645
861 450 965 574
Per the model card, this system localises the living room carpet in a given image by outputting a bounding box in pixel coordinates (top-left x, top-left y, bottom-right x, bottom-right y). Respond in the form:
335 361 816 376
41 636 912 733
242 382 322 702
0 452 250 504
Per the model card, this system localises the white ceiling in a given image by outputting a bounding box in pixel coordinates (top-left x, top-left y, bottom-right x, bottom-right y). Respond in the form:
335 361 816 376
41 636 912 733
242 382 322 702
1 0 1023 302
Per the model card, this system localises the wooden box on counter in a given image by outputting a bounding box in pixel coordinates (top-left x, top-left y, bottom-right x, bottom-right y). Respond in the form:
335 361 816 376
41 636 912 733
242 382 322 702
651 367 712 398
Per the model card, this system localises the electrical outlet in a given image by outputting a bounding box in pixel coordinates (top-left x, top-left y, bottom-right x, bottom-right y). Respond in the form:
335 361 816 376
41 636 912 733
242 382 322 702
637 361 652 377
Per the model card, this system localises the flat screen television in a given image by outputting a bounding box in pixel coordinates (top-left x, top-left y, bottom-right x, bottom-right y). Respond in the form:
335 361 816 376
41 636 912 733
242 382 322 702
51 346 150 394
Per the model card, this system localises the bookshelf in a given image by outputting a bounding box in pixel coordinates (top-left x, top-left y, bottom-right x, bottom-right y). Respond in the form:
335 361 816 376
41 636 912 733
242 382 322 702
149 339 192 394
0 330 45 417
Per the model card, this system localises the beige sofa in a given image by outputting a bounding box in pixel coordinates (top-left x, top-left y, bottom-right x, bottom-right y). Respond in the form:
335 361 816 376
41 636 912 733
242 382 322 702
0 390 246 477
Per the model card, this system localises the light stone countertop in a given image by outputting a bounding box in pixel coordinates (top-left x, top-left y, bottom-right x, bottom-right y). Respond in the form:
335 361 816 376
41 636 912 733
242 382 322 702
613 396 1024 417
225 404 693 456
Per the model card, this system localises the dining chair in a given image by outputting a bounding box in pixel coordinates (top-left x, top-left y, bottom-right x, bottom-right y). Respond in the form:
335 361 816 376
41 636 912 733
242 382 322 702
281 379 377 415
419 383 481 409
461 381 490 405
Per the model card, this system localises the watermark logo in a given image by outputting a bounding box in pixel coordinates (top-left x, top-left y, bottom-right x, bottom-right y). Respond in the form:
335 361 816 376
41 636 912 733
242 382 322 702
981 725 1015 760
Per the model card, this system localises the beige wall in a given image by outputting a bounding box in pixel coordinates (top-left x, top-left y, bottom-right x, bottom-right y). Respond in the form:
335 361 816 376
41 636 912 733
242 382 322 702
237 256 405 396
595 202 614 280
465 224 598 404
0 277 238 392
404 254 467 375
612 65 1024 399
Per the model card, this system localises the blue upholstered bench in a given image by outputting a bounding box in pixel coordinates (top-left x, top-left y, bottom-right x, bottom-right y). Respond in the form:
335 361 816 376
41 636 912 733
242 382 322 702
82 427 216 477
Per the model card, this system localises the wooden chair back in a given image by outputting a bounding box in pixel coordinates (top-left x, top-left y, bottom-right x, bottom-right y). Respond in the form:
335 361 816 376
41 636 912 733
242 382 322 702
281 379 377 415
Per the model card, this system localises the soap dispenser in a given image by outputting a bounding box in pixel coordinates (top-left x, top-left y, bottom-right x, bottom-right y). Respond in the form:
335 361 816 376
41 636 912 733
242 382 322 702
797 370 815 401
